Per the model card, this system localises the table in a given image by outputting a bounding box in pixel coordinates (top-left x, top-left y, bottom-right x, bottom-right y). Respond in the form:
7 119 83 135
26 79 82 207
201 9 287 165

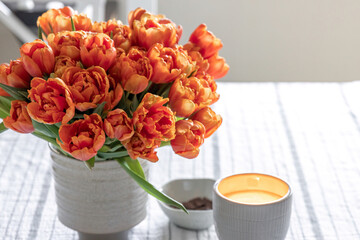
1 82 360 239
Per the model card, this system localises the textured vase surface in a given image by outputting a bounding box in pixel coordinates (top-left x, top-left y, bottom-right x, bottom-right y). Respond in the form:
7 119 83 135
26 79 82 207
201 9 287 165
50 147 149 235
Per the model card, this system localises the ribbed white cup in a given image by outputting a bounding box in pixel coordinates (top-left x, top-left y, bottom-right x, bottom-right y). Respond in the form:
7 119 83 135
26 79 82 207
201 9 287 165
50 147 149 237
213 173 292 240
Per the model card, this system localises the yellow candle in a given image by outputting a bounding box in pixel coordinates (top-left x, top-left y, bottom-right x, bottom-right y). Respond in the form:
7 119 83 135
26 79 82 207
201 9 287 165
217 173 289 205
224 190 282 204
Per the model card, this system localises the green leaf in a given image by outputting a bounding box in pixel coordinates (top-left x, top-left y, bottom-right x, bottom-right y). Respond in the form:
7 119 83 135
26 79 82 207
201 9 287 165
0 122 8 134
99 145 111 152
97 150 129 159
70 16 76 31
117 158 188 213
0 106 8 119
93 102 106 116
84 157 95 170
130 95 139 113
0 83 28 101
124 157 145 179
45 124 59 138
110 31 113 39
0 96 14 111
32 131 58 146
32 120 57 138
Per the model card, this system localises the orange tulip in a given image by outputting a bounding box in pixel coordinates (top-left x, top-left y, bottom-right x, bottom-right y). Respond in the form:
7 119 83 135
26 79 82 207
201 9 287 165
170 120 205 159
104 75 123 111
128 8 147 29
38 9 91 37
3 100 34 134
187 24 222 59
27 77 75 124
121 132 160 162
61 66 109 111
47 31 86 60
37 6 74 36
109 47 152 94
184 24 229 79
168 74 218 117
187 50 209 74
147 43 195 84
195 72 219 105
20 39 55 77
0 60 32 96
57 113 105 161
206 53 230 79
80 33 116 71
191 107 222 138
133 93 176 147
129 8 182 49
104 109 134 141
92 19 132 52
69 14 92 33
53 56 77 77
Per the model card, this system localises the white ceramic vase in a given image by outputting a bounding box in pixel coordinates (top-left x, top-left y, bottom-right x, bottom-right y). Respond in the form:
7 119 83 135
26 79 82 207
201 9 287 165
50 146 149 240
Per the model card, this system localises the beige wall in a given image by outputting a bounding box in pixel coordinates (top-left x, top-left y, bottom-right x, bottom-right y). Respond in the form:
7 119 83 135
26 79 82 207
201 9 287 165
159 0 360 82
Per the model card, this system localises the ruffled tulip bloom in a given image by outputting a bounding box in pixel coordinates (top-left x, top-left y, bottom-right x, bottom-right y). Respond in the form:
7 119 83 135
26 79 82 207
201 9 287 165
121 132 160 162
129 8 182 49
187 50 209 74
61 66 110 111
92 19 132 52
104 75 123 111
133 93 176 146
186 24 222 58
191 107 222 138
47 31 86 60
0 60 32 96
109 47 152 94
20 40 55 77
27 77 75 124
128 8 147 28
80 33 116 71
206 53 229 79
3 100 34 133
171 120 205 159
37 6 74 36
104 109 133 141
53 55 77 77
184 24 229 79
168 74 218 117
148 43 195 84
37 7 91 37
57 114 105 161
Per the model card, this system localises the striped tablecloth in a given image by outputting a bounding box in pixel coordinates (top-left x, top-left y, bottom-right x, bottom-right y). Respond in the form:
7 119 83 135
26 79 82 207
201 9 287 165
1 82 360 240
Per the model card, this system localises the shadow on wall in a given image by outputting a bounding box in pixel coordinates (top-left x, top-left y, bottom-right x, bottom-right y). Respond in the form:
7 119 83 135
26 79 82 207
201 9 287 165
159 0 360 82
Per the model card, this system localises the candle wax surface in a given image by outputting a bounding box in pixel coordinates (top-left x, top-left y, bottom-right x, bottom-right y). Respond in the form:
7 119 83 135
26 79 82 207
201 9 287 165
224 190 282 204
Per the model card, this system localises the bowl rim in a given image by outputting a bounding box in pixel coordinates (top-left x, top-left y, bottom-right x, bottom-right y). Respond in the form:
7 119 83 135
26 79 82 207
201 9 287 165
213 172 292 206
159 178 216 213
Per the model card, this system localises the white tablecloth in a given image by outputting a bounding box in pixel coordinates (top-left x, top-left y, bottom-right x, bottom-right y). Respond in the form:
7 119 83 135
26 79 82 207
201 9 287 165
0 82 360 239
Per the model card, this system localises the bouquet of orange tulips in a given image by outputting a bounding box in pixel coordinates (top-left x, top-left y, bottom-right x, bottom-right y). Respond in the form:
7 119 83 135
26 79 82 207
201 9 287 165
0 6 228 211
